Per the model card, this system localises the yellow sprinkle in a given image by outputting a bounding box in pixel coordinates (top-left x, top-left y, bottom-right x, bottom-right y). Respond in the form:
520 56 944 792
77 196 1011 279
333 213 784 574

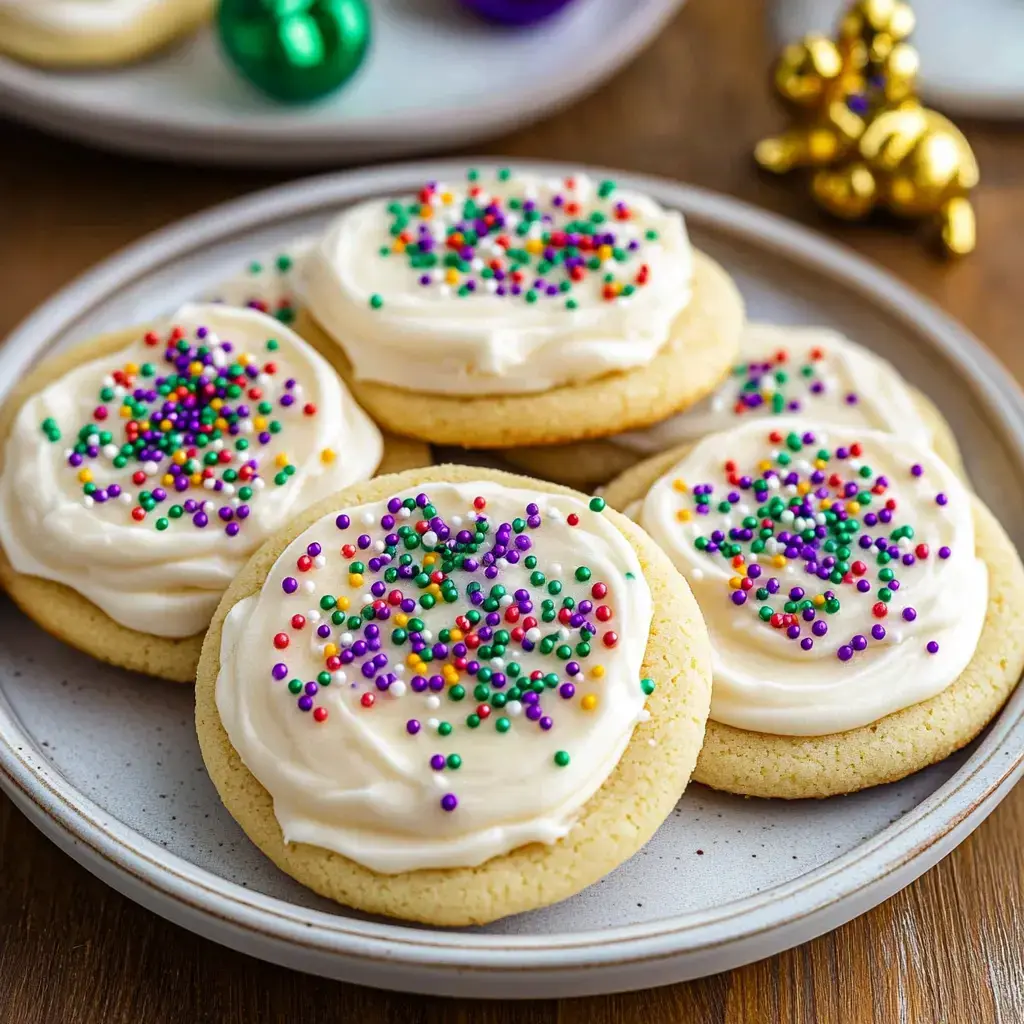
797 481 811 495
274 452 289 467
394 613 408 627
672 478 687 492
524 238 543 255
159 419 172 432
815 459 827 470
449 628 464 641
119 406 132 418
427 583 441 598
336 596 349 611
162 474 174 486
728 576 743 590
420 204 433 219
445 268 459 286
772 555 787 568
761 391 774 401
407 653 422 668
393 240 407 254
210 398 223 411
676 508 692 522
348 573 363 588
320 448 336 464
323 643 338 658
77 469 93 484
422 553 437 566
443 666 459 681
813 594 826 607
847 500 861 514
214 417 228 431
124 362 138 374
591 665 605 679
611 282 622 295
139 421 150 432
173 451 187 465
237 354 250 366
758 460 772 472
441 191 453 204
581 694 598 711
189 361 203 376
190 473 202 486
254 417 267 430
598 244 612 261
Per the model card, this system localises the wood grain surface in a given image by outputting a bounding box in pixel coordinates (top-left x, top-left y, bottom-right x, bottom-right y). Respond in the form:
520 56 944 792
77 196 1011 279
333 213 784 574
1 2 1023 1021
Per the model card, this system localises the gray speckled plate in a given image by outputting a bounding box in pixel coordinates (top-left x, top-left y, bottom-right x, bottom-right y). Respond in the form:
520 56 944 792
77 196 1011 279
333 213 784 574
1 161 1022 999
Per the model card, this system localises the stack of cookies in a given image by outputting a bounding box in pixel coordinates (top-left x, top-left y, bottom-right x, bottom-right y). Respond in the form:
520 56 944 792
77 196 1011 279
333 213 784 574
3 168 1020 927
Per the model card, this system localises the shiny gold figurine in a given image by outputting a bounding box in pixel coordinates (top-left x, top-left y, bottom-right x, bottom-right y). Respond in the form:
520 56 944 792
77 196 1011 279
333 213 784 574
755 0 979 255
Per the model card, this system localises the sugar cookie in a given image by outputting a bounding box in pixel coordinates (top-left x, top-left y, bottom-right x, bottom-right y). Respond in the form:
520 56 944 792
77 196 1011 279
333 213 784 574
0 306 430 682
604 418 1023 798
0 0 213 67
506 323 965 487
196 465 712 924
299 168 743 448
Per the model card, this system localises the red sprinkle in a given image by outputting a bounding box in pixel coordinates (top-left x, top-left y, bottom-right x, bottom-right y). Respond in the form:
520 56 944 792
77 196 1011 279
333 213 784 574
273 632 290 650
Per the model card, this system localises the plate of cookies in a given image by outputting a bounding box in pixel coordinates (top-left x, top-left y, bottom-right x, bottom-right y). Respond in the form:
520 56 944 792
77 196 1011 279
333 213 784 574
0 0 684 165
0 160 1022 998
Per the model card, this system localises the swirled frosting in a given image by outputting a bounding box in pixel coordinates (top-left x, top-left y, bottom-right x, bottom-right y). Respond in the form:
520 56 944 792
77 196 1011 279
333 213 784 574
303 169 694 395
216 482 656 872
637 418 986 735
612 323 934 454
0 304 382 638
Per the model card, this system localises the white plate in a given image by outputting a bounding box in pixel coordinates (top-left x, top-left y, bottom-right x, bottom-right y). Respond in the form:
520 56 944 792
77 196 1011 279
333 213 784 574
1 160 1023 999
771 0 1024 119
0 0 684 165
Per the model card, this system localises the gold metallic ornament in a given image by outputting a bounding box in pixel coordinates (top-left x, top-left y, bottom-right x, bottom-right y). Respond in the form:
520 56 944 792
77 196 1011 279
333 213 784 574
755 0 978 256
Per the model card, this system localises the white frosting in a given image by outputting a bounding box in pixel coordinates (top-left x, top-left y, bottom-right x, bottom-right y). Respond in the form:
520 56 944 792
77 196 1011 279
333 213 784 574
303 171 694 395
0 304 383 638
206 238 314 324
216 481 654 872
638 417 986 735
0 0 177 32
612 324 935 454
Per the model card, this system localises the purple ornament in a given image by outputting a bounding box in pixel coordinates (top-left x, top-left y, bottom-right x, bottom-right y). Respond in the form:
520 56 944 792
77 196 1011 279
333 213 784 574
458 0 576 27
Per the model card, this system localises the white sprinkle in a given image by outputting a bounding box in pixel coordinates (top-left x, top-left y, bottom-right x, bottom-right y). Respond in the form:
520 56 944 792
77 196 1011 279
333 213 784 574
102 444 119 459
303 580 315 594
212 348 227 368
690 568 704 581
82 496 94 508
499 594 513 607
222 483 235 496
212 438 225 452
427 717 439 729
426 695 441 711
526 628 541 643
490 657 505 669
451 515 463 528
362 512 375 526
420 629 433 643
399 507 412 519
143 460 158 476
203 478 216 490
253 478 266 490
340 633 353 646
239 421 254 435
558 626 570 640
332 671 347 685
308 610 321 623
361 593 372 605
119 492 133 505
422 531 438 547
374 540 386 552
506 700 523 717
394 664 405 676
390 680 407 698
637 708 651 723
313 555 327 568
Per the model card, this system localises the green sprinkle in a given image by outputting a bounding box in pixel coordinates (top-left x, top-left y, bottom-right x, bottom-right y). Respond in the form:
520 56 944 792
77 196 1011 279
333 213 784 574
553 751 571 767
369 293 384 309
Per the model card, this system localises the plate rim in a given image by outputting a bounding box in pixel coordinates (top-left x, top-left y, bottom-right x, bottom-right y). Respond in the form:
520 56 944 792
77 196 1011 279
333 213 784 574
1 158 1023 980
0 0 686 162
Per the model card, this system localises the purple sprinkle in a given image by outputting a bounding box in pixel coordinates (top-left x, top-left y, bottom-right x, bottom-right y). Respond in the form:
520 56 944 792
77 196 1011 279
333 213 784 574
430 753 445 770
272 663 288 680
406 720 421 735
837 645 853 662
902 607 917 622
927 641 940 655
441 794 458 812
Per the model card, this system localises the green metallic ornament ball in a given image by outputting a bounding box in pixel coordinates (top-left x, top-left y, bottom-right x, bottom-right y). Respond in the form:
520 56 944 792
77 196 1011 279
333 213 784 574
218 0 371 104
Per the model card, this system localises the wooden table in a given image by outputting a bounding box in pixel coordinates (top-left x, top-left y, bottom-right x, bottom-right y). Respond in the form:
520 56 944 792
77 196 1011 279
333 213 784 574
1 3 1022 1021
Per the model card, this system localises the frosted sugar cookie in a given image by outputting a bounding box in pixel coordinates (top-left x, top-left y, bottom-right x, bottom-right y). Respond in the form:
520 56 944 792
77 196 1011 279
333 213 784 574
195 465 712 924
0 0 213 67
298 168 744 448
0 305 430 682
205 238 314 327
603 417 1024 798
506 323 965 487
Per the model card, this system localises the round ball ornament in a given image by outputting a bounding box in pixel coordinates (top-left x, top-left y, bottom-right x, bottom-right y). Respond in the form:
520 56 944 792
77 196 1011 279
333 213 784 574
458 0 577 27
218 0 371 104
